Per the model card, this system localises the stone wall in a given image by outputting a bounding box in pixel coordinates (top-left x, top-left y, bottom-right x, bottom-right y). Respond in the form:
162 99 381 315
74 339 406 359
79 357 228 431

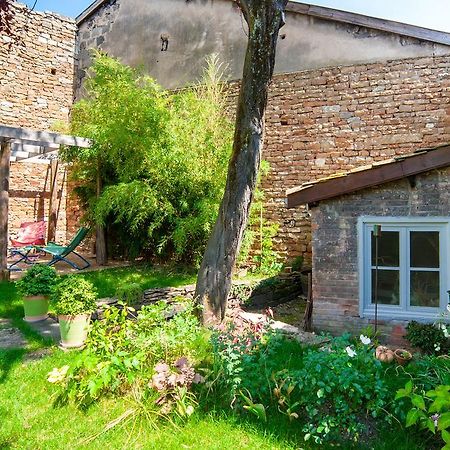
310 167 450 344
256 54 450 265
0 3 77 245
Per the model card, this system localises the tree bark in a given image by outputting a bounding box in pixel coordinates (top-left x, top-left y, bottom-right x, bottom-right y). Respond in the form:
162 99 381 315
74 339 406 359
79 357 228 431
96 166 107 266
195 0 288 324
0 140 11 281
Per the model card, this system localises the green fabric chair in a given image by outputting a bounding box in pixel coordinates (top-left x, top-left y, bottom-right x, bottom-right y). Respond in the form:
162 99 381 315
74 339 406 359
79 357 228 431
34 227 91 270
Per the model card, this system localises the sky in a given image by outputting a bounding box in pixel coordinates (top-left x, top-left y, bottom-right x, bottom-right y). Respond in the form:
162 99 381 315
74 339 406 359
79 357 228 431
22 0 450 33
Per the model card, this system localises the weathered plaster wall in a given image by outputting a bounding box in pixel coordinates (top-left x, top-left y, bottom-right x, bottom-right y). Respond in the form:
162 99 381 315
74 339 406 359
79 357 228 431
0 3 77 245
310 167 450 344
76 0 449 91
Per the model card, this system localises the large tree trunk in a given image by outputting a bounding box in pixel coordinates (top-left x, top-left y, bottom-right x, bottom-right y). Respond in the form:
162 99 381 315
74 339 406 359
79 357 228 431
195 0 288 325
0 140 11 281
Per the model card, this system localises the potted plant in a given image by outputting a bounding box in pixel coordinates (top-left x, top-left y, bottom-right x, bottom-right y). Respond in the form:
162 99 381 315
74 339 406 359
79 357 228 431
394 348 412 365
16 264 58 322
51 276 97 348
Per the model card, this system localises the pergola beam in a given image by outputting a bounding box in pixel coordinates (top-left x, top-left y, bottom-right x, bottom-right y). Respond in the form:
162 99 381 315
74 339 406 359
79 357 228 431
0 125 91 148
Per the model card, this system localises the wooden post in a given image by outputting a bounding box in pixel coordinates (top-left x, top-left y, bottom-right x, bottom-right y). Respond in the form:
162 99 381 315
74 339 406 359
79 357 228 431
96 166 107 266
47 159 59 243
0 140 11 281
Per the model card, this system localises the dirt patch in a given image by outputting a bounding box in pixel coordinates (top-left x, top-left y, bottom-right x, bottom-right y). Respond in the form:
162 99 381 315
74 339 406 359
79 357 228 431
0 319 27 349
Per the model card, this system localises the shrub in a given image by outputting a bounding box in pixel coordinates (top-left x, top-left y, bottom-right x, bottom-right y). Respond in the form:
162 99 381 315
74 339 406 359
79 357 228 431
16 264 58 297
48 300 209 416
51 277 97 316
396 381 450 448
212 330 391 444
65 53 233 264
405 320 450 354
115 282 143 305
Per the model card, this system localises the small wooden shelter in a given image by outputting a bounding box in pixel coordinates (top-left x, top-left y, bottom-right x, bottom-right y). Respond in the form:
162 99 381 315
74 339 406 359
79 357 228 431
0 125 91 281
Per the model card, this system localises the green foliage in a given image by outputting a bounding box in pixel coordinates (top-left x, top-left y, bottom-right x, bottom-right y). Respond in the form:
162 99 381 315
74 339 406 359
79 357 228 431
396 381 450 449
65 53 233 264
50 301 210 417
238 162 283 276
115 282 143 305
16 264 58 297
51 277 98 316
405 320 450 355
290 256 303 272
211 330 391 445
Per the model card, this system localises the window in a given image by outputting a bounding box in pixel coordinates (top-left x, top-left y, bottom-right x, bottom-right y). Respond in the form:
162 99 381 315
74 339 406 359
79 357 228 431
359 217 450 320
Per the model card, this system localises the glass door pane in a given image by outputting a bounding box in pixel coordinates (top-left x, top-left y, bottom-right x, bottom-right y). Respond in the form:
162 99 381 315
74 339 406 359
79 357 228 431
371 230 400 305
409 230 440 308
410 271 440 307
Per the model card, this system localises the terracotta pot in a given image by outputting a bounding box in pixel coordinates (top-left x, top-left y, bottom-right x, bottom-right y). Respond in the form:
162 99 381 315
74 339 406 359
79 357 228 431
394 348 412 365
23 295 49 323
58 314 91 348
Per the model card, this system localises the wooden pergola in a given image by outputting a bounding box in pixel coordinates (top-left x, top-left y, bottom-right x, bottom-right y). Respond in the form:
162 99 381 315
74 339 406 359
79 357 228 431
0 125 91 281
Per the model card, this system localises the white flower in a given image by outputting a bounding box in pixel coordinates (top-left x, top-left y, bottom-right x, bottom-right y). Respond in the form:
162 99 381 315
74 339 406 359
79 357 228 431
185 405 195 416
345 346 357 358
359 335 371 345
47 365 69 384
434 343 441 352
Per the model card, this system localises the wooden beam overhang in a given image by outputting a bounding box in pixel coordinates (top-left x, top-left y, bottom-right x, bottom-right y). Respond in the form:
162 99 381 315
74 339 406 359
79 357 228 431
287 145 450 208
0 125 91 148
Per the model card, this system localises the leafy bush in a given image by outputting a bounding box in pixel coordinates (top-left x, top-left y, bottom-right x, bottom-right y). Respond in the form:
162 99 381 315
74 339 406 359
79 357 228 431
51 277 97 316
211 330 391 444
49 301 209 417
396 381 450 448
272 336 391 444
405 320 450 354
64 53 233 264
16 264 58 297
115 282 143 305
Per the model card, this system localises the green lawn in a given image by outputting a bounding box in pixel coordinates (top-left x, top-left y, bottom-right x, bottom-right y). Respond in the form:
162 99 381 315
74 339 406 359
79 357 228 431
0 265 296 450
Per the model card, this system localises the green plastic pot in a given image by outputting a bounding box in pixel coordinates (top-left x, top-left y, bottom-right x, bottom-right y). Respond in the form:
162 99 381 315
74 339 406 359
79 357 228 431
58 314 91 348
23 296 49 322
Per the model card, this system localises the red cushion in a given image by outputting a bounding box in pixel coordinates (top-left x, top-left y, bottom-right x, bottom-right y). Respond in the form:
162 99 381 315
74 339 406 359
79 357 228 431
10 221 46 247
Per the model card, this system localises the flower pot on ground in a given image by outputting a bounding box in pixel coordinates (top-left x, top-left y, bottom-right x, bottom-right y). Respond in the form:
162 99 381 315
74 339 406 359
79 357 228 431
16 265 58 323
394 348 412 365
51 277 97 348
375 345 395 363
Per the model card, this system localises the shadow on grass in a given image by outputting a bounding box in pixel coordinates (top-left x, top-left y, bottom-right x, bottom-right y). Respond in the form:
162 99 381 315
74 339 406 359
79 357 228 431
0 348 26 384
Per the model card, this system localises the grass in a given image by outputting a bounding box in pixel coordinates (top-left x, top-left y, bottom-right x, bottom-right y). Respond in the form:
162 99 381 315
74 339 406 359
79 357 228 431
0 265 297 449
0 349 298 449
68 264 197 298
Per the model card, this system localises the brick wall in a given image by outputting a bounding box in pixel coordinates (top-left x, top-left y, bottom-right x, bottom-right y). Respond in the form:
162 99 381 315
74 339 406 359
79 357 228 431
310 167 450 344
0 3 77 245
248 54 450 265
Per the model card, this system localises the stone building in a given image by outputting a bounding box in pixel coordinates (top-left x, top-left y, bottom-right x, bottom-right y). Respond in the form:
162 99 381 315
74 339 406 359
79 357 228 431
2 0 450 279
75 0 450 266
287 146 450 341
